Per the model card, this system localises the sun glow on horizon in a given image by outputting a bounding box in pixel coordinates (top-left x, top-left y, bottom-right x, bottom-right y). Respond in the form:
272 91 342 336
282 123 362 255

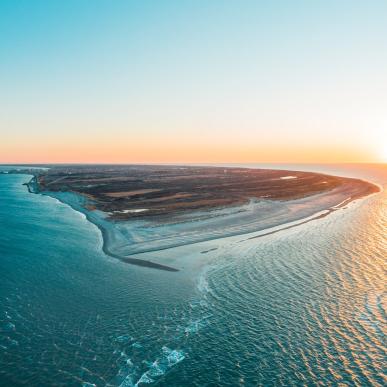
380 144 387 163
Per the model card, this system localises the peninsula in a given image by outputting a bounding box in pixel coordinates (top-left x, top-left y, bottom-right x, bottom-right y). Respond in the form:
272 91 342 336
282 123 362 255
4 165 380 270
31 165 377 220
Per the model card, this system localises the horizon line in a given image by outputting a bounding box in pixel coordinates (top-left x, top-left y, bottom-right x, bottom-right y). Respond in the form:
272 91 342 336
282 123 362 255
1 161 385 166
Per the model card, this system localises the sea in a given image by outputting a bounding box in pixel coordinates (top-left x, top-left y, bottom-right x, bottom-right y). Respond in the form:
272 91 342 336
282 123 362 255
0 164 386 386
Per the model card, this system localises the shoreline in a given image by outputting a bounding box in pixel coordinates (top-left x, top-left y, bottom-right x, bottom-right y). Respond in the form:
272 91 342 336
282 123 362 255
125 179 379 258
17 170 380 271
24 176 179 272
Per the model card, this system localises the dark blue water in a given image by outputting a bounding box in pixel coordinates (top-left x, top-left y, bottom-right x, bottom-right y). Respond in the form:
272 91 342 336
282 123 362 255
0 166 386 386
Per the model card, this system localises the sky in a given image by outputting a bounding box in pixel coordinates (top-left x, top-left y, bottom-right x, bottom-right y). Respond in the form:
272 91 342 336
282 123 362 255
1 0 387 164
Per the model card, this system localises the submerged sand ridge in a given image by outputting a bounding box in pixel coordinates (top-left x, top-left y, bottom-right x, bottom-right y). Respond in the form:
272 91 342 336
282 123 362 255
18 165 380 271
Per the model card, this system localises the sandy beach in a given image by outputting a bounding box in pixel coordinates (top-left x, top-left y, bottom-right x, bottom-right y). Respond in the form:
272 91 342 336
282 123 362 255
29 171 380 271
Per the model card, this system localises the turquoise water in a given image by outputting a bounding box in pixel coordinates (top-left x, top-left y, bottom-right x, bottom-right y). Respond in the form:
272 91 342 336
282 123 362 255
0 166 386 386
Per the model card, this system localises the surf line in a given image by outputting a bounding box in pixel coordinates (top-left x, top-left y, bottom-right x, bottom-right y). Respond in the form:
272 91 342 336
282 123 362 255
241 196 354 242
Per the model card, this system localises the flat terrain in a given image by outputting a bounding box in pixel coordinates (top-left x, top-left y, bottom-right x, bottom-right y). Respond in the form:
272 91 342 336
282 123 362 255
27 165 378 221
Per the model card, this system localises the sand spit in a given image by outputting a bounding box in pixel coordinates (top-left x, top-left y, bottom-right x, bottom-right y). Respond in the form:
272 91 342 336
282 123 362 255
30 175 379 271
6 165 378 271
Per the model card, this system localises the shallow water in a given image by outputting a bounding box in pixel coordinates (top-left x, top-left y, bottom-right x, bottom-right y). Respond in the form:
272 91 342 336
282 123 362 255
0 165 386 386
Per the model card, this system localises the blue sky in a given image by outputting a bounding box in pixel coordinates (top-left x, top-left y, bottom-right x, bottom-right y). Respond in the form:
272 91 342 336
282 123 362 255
1 1 386 162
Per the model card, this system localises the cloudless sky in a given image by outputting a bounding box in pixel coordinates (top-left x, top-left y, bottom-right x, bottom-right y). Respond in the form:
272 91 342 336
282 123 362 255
1 0 387 163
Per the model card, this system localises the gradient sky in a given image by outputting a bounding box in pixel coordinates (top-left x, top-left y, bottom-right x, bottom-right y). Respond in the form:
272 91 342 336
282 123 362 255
1 0 387 163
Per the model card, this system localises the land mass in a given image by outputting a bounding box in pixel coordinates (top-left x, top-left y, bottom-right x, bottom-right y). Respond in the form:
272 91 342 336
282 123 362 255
28 165 378 221
2 165 380 271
